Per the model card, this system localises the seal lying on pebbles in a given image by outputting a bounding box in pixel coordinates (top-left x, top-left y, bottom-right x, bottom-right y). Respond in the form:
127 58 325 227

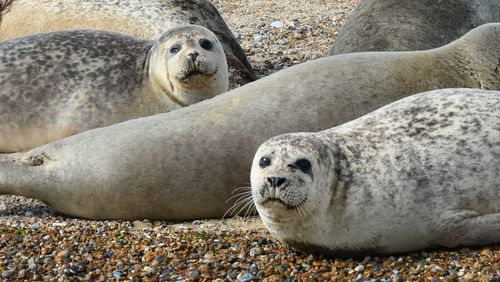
330 0 500 55
0 25 228 152
0 24 498 220
251 88 500 257
0 0 255 87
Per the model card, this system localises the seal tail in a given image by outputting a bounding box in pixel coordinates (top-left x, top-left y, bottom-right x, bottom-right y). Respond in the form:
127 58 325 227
0 160 44 199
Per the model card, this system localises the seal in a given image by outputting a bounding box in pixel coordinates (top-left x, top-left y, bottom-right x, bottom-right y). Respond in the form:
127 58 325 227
0 0 255 88
330 0 500 55
0 24 498 220
251 88 500 257
0 25 228 152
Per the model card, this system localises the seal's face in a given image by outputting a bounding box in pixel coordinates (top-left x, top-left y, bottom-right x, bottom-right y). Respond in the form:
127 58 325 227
165 34 221 84
251 134 336 225
150 25 228 106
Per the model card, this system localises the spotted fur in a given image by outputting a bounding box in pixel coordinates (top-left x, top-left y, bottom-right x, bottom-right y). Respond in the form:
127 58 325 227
252 89 500 257
0 25 228 152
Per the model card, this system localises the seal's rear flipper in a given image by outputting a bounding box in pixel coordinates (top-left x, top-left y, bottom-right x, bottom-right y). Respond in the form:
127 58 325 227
0 158 44 198
433 211 500 248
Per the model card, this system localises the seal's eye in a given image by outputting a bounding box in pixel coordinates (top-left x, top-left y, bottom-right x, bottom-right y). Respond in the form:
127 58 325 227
199 38 213 51
295 159 312 174
170 44 181 54
259 157 271 168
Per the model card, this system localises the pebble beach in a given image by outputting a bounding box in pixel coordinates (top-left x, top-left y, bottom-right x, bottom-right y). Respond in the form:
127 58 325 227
1 0 499 281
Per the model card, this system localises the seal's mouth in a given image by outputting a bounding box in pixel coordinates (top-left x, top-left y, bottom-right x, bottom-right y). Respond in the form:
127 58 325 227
262 198 298 210
186 70 209 78
177 67 217 82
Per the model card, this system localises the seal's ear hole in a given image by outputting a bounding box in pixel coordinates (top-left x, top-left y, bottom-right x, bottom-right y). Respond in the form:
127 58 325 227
170 44 182 54
259 157 271 168
295 159 312 174
199 38 213 51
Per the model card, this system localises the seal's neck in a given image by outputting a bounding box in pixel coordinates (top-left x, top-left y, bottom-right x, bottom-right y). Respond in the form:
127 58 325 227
145 46 185 110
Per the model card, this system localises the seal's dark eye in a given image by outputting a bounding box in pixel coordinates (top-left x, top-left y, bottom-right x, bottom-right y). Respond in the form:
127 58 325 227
199 38 213 50
170 44 181 54
259 157 271 168
295 159 311 174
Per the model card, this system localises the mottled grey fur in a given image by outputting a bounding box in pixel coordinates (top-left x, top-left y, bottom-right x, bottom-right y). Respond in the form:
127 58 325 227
252 89 500 257
0 0 255 87
0 24 498 220
330 0 500 55
0 26 228 152
0 29 151 111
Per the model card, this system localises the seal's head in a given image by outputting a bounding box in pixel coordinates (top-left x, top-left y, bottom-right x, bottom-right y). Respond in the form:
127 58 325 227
149 25 228 106
251 133 338 232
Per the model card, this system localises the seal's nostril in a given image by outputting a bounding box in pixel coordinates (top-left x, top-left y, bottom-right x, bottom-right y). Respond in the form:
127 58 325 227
276 177 286 187
267 177 287 188
189 51 199 62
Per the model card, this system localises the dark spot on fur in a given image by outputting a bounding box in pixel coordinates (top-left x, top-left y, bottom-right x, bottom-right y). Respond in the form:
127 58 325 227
22 153 51 166
426 119 438 127
416 177 430 188
408 127 426 137
189 16 199 24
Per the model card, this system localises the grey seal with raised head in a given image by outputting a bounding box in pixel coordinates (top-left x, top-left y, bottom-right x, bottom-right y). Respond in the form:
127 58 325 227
0 25 228 152
251 88 500 257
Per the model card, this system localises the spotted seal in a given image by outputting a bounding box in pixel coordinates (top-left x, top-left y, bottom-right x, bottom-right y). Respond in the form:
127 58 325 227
0 25 228 152
330 0 500 55
251 88 500 257
0 24 498 220
0 0 255 87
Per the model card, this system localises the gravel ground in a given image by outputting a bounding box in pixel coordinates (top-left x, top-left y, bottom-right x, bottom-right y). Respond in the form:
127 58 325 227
1 0 499 281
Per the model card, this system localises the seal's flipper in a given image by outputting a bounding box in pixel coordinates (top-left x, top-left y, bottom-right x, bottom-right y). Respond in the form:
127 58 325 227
433 211 500 248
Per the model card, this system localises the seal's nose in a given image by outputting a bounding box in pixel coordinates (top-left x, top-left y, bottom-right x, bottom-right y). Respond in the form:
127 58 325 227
267 177 287 188
188 51 199 62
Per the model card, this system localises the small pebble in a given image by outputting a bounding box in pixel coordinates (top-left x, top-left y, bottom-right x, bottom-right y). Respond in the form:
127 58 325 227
249 247 263 256
2 270 13 279
24 210 35 217
228 271 239 279
464 273 474 279
188 270 200 279
278 39 289 45
112 271 122 279
270 20 285 28
354 264 365 272
153 255 165 263
133 220 153 230
238 272 254 282
254 34 264 42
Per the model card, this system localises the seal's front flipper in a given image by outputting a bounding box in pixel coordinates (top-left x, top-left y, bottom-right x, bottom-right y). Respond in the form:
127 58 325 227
432 211 500 248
